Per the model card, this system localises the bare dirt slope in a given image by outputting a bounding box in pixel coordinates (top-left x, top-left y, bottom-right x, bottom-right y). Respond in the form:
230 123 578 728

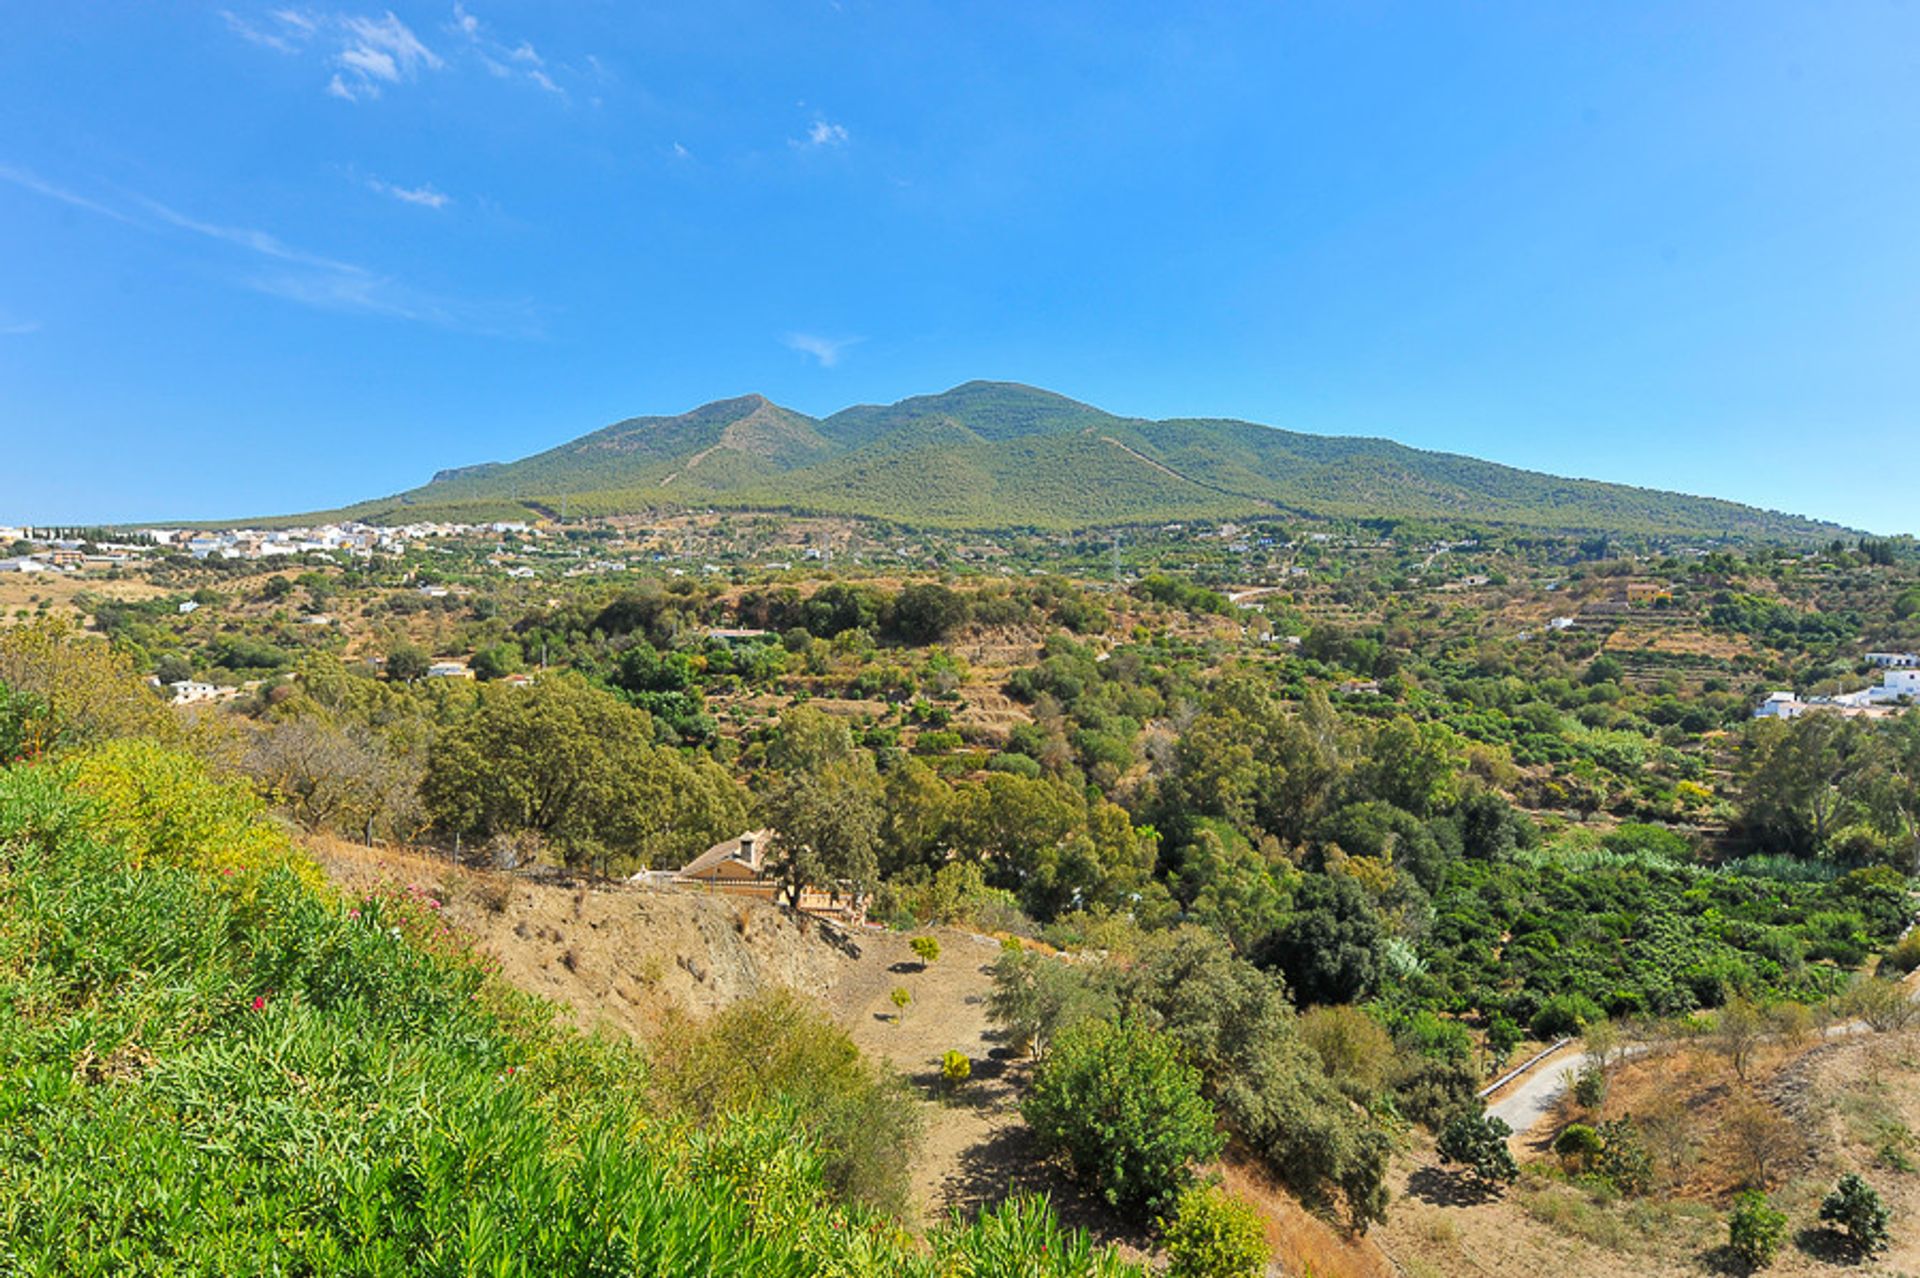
313 839 852 1032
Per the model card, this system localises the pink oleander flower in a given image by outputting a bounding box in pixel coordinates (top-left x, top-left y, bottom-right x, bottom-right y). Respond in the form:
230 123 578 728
251 995 267 1012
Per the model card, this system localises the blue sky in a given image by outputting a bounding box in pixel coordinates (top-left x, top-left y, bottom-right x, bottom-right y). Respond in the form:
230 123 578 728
2 2 1916 533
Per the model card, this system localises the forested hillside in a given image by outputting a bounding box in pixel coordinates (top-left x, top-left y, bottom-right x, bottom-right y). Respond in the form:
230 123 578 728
258 383 1850 539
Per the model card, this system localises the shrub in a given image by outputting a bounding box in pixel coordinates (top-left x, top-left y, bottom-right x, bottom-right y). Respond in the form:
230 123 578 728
941 1050 972 1090
910 935 942 966
1553 1123 1603 1170
655 988 924 1217
1840 976 1920 1032
987 940 1112 1058
1819 1173 1891 1254
1023 1018 1223 1217
1727 1190 1787 1271
1879 930 1920 976
1593 1117 1654 1196
1530 993 1604 1039
1159 1184 1267 1278
1390 1054 1481 1131
1298 1004 1392 1098
1436 1112 1518 1192
1485 1013 1522 1066
1572 1060 1608 1110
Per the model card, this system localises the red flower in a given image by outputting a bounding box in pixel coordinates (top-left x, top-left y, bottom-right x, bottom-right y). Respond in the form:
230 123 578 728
251 995 267 1012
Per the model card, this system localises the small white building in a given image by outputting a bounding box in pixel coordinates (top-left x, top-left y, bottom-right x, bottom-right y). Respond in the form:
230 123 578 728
0 557 49 573
168 681 220 705
1755 670 1919 720
426 662 474 679
1867 652 1920 669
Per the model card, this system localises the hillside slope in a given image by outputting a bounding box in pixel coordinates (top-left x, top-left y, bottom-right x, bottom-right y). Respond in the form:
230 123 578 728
267 382 1850 539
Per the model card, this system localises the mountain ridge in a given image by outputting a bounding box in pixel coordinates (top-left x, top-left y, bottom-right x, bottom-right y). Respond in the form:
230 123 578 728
243 382 1856 540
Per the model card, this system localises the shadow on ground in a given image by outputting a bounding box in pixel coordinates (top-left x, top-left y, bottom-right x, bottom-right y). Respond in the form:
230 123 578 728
1404 1165 1507 1208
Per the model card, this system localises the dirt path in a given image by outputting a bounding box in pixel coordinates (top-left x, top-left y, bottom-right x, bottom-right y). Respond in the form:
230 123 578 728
832 929 1038 1226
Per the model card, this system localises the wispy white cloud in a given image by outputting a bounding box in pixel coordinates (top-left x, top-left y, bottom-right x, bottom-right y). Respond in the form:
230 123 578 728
220 8 442 101
333 11 441 97
367 177 451 209
244 270 539 336
0 160 529 335
670 142 691 160
0 318 40 337
447 4 568 98
794 119 850 149
221 9 298 52
0 163 139 224
782 332 860 368
133 195 363 273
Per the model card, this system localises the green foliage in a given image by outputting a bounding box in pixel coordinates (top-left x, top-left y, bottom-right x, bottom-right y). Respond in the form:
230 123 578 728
0 754 1148 1275
311 383 1849 537
1436 1112 1519 1193
1159 1185 1267 1278
886 583 970 644
1023 1017 1223 1218
654 988 922 1217
987 941 1113 1059
1726 1189 1788 1270
1592 1118 1654 1196
0 680 48 765
1880 929 1920 976
1572 1060 1608 1109
1553 1123 1603 1169
385 640 430 682
940 1050 971 1088
762 707 884 906
0 616 174 757
422 675 746 871
1258 872 1386 1006
1819 1172 1891 1254
909 935 942 965
1120 928 1393 1228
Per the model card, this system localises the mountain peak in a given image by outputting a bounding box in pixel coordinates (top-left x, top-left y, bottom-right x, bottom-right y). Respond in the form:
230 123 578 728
298 381 1850 541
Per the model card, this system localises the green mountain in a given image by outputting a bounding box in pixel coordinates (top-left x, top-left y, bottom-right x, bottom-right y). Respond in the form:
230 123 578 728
283 382 1849 539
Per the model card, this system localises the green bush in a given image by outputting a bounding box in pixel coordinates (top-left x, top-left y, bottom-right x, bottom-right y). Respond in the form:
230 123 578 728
1531 993 1605 1039
1727 1190 1787 1270
655 988 922 1216
1023 1017 1223 1217
1572 1060 1608 1109
1819 1173 1891 1255
1879 929 1920 976
1436 1112 1518 1192
1592 1117 1653 1196
1159 1184 1267 1278
1552 1123 1603 1169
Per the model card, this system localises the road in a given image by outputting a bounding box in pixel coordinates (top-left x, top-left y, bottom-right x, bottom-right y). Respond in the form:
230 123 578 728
1487 967 1920 1137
